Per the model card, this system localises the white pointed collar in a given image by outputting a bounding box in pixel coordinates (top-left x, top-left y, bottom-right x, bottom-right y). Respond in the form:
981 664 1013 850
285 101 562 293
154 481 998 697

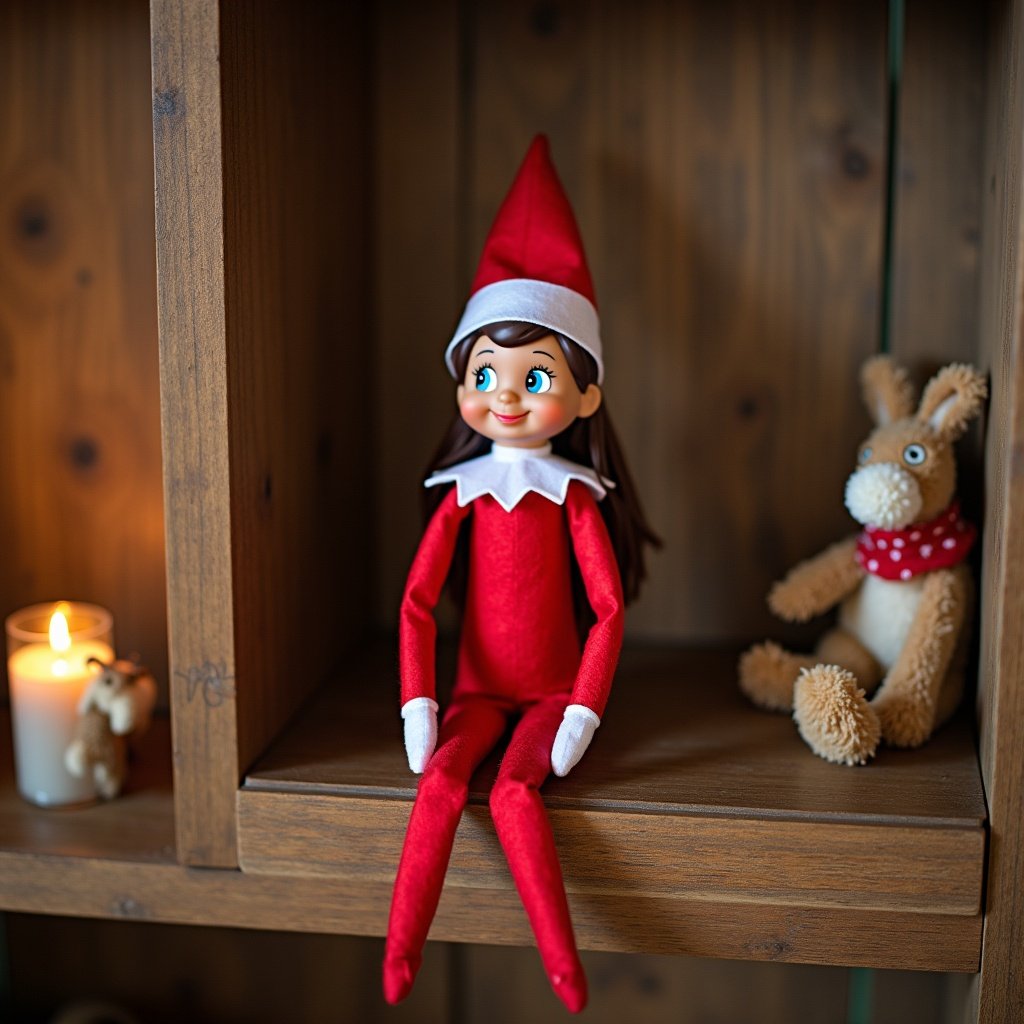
425 443 612 511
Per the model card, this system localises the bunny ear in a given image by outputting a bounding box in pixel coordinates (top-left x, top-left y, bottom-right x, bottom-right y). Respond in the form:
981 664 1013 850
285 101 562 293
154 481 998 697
861 355 915 425
916 363 987 441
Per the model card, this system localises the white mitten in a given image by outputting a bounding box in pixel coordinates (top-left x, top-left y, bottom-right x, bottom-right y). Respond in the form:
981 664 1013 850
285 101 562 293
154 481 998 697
401 697 439 773
550 704 601 777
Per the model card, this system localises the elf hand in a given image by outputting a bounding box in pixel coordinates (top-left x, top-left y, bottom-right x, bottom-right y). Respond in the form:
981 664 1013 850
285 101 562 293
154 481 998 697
401 697 438 773
551 704 601 777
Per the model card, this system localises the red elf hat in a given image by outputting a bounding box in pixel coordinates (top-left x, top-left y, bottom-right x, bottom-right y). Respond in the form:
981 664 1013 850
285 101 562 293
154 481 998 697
445 135 604 382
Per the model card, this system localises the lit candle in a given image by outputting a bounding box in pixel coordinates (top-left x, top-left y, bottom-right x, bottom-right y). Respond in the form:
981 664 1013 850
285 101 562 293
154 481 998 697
6 602 114 807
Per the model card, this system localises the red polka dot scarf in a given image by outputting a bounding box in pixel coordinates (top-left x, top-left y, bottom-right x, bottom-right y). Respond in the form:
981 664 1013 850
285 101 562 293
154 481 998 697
855 500 976 581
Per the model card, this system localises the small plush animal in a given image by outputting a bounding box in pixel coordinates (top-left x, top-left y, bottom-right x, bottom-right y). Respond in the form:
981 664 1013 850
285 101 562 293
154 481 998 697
64 657 157 798
739 356 986 765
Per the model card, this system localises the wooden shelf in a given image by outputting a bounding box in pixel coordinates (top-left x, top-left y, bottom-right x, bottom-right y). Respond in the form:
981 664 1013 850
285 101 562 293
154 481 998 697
237 644 986 971
0 709 176 865
0 652 984 973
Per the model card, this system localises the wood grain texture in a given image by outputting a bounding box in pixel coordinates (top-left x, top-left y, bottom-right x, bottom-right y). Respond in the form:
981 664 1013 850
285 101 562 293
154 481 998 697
218 0 374 809
463 0 887 642
245 646 986 827
0 650 977 967
0 708 174 864
150 0 239 867
0 0 167 699
461 950 961 1024
7 916 452 1024
461 947 853 1024
373 0 462 631
236 645 983 964
238 791 981 915
5 915 959 1024
371 0 889 643
974 0 1024 1021
889 0 986 370
152 0 374 866
0 857 980 972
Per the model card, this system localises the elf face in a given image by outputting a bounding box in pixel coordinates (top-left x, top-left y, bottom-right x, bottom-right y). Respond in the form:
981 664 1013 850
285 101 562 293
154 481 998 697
457 333 602 448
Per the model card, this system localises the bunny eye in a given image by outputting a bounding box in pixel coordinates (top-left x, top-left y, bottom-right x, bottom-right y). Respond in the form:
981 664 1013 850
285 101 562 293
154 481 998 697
903 444 927 466
859 446 872 464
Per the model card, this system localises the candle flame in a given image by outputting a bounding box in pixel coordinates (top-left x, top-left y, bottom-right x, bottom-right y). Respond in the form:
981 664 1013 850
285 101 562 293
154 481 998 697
49 609 71 654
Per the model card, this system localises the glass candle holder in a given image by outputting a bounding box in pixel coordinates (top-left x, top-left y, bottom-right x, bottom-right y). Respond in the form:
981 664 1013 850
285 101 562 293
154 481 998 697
6 601 114 807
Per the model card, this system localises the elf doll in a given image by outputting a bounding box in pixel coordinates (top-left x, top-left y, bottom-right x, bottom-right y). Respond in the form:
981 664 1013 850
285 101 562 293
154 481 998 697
383 136 657 1012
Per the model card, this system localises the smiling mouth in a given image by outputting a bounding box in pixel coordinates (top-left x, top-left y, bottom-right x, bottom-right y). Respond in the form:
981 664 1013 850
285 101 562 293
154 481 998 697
491 411 528 424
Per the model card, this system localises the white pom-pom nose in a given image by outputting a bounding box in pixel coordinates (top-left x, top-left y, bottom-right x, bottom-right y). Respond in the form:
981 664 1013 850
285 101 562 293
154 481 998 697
845 462 923 529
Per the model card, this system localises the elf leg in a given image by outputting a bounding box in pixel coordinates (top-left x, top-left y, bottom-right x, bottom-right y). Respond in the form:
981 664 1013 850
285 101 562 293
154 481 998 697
489 694 587 1014
383 694 508 1004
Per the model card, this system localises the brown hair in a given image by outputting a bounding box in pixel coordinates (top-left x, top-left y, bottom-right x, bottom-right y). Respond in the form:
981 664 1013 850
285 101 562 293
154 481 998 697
425 322 659 614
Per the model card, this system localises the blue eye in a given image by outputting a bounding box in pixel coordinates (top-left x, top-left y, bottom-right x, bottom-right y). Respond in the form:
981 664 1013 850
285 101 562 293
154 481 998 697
525 368 553 394
474 366 497 392
903 443 927 466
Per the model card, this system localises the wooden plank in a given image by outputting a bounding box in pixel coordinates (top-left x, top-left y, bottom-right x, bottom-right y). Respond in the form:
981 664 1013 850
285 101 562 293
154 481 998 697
974 0 1024 1021
0 853 980 972
236 644 984 963
0 0 168 699
887 0 988 547
0 709 175 864
238 790 981 915
465 0 887 642
150 0 238 867
245 646 987 829
7 916 452 1024
372 0 461 631
461 947 853 1024
217 0 374 795
152 0 374 865
6 915 956 1024
889 0 986 371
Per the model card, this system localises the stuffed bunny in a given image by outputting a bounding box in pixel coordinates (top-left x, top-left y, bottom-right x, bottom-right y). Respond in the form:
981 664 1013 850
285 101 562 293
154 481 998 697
739 356 986 765
64 657 157 798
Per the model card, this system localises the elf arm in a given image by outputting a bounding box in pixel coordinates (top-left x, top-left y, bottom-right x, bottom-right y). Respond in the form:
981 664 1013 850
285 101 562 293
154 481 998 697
551 482 625 777
768 535 864 623
399 487 472 771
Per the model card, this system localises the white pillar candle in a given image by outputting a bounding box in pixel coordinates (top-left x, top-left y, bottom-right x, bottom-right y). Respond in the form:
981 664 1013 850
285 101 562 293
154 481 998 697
6 603 114 807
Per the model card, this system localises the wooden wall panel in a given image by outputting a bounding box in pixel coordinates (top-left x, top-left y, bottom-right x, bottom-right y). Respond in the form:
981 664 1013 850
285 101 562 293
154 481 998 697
974 0 1024 1020
463 946 850 1024
3 915 955 1024
373 0 461 631
6 914 452 1024
218 0 374 794
152 0 373 865
0 0 167 698
371 0 889 643
889 0 986 371
463 0 887 641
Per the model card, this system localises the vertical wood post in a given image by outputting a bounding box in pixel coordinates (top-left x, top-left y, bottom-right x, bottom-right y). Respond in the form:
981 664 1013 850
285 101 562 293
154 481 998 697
973 0 1024 1020
151 0 239 866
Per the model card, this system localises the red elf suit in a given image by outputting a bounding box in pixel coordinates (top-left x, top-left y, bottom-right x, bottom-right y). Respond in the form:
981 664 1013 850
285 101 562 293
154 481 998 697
383 137 625 1014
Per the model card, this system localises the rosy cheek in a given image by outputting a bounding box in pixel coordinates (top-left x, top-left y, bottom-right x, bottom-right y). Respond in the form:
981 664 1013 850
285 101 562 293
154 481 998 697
533 397 576 431
460 395 487 424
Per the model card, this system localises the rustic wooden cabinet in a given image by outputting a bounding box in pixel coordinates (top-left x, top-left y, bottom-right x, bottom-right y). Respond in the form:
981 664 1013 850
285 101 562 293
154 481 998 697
0 0 1021 1020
